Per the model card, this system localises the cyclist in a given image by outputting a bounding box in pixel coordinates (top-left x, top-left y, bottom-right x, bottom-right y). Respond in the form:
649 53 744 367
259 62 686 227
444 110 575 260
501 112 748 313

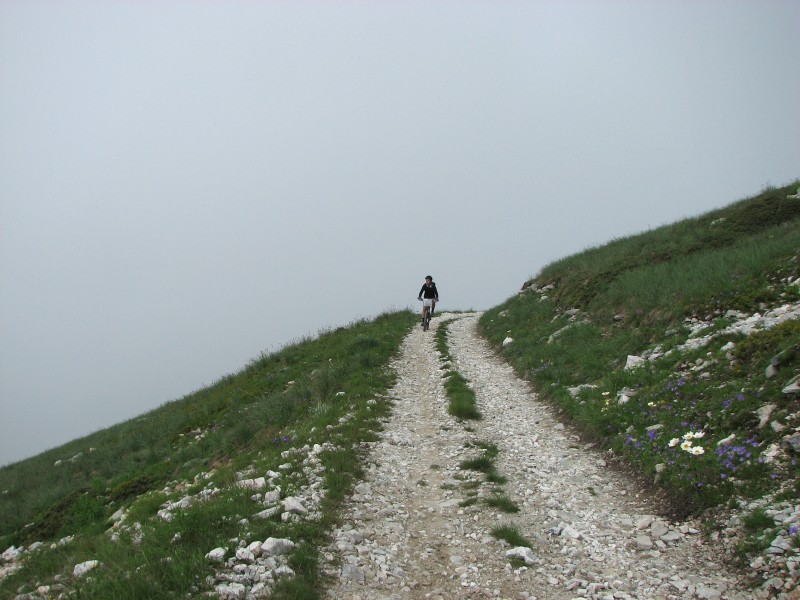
417 275 439 325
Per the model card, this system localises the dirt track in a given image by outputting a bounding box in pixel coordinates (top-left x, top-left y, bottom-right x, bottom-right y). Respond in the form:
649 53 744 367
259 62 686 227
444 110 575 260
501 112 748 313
323 313 749 600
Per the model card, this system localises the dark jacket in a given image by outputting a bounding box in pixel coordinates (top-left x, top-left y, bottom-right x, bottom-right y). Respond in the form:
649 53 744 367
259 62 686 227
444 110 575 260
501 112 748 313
418 282 438 300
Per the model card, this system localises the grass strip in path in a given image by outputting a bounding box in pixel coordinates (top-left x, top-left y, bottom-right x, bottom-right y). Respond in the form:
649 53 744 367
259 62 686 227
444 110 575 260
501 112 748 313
435 318 481 421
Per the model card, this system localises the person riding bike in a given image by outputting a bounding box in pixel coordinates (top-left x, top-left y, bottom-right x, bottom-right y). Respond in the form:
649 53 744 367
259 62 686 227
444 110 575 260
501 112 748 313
417 275 439 325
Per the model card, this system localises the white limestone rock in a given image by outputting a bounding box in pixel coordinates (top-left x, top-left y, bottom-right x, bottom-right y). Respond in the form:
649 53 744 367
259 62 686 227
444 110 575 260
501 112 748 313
73 560 100 578
624 355 646 370
661 530 683 543
1 546 21 562
235 547 255 563
650 521 669 538
756 404 777 428
262 537 296 556
568 383 597 398
215 582 246 599
206 547 227 563
341 564 366 582
505 546 537 565
246 541 263 557
254 506 282 520
781 434 800 454
634 536 654 550
560 524 582 539
636 515 655 530
783 375 800 394
237 477 266 490
263 489 281 505
283 496 307 515
274 565 295 577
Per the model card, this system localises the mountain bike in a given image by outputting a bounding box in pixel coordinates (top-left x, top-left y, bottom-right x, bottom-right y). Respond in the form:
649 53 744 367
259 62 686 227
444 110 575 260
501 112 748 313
420 298 435 331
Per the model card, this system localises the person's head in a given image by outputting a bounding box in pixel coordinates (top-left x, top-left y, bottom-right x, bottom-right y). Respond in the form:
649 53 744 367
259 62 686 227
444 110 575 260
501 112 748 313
425 275 433 283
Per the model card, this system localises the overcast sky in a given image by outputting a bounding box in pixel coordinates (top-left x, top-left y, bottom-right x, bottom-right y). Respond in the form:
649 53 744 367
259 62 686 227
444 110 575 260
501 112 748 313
1 1 798 466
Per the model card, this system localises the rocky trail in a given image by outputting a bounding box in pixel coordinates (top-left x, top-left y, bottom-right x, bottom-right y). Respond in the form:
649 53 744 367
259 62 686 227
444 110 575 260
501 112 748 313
322 312 751 600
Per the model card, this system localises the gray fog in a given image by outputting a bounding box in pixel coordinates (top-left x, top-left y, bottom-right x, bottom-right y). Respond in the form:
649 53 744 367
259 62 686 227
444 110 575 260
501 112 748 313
1 1 798 466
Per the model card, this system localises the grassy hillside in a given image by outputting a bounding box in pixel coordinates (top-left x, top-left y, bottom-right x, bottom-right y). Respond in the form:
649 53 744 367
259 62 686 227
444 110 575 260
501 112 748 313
0 310 416 598
480 181 800 581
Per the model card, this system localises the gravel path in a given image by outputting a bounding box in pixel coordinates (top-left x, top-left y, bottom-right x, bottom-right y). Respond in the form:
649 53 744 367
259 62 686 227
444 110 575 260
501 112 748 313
323 313 750 600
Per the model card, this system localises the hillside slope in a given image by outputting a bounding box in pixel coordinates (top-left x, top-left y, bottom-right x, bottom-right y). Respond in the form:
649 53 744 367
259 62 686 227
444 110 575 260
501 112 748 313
479 181 800 595
0 311 417 598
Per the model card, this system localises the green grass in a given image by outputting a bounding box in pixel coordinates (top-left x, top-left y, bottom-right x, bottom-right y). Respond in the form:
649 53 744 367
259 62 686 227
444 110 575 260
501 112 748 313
532 184 800 317
484 495 519 514
458 496 479 508
491 524 531 548
458 441 508 488
460 455 494 473
443 371 482 420
0 309 417 599
734 508 777 566
459 441 498 472
741 507 774 531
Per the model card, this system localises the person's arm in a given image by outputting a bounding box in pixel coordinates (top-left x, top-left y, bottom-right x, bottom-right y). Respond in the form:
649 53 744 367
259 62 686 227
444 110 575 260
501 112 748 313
433 285 439 300
418 285 425 299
